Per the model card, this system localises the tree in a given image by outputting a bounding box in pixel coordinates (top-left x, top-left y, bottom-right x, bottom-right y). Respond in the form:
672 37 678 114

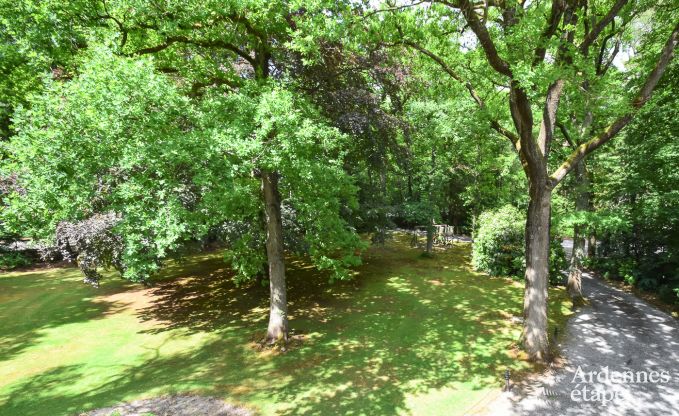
375 0 679 360
97 0 366 343
92 1 296 341
553 7 638 300
589 61 679 303
3 50 223 282
199 85 363 342
0 0 89 144
2 0 364 343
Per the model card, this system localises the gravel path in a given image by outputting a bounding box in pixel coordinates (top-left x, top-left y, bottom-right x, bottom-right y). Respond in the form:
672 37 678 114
82 395 252 416
492 272 679 416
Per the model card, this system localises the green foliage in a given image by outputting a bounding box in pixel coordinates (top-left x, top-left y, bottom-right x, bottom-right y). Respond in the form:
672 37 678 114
199 85 365 282
586 63 679 302
0 0 89 139
0 0 675 308
3 49 219 282
549 241 568 286
657 286 679 305
2 46 363 284
472 205 566 284
472 205 525 278
396 201 441 227
0 251 31 270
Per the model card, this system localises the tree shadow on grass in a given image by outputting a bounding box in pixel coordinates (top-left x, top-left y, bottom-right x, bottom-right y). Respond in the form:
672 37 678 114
135 251 366 337
267 249 532 415
0 267 129 363
137 253 271 334
0 334 268 416
128 239 540 415
1 237 571 416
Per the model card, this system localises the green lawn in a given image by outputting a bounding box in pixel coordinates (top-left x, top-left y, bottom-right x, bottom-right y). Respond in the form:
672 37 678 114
0 235 572 416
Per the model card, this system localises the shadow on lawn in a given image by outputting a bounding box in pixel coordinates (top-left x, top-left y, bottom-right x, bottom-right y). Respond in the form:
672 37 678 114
0 335 267 416
0 268 128 363
137 253 272 334
267 248 529 415
1 238 565 416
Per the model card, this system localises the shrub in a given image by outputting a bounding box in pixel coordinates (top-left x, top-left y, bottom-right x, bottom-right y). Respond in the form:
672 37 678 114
46 213 125 287
472 205 525 278
549 240 568 286
658 285 679 305
0 251 32 270
472 205 567 284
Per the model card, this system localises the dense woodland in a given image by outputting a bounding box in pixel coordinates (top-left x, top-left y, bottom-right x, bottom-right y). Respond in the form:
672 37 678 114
1 0 678 364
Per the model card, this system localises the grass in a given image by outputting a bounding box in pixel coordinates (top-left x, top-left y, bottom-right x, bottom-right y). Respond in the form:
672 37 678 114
0 234 572 416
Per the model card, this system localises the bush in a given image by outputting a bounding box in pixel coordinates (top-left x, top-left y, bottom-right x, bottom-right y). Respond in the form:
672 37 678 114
472 205 567 284
549 240 568 286
589 250 679 305
0 251 32 270
472 205 525 278
48 213 125 287
658 285 679 305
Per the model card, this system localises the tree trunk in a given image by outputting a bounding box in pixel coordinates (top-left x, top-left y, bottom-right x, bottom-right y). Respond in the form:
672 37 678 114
587 233 596 258
567 160 588 300
425 225 434 255
522 183 552 362
567 225 585 300
262 170 288 343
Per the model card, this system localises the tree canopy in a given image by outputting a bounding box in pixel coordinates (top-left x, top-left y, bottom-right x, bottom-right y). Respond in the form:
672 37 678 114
1 0 677 358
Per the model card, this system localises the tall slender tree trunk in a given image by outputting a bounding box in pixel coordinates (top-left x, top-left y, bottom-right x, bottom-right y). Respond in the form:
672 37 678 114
262 170 288 343
567 160 588 300
522 183 552 362
425 225 434 255
587 233 596 258
568 225 586 299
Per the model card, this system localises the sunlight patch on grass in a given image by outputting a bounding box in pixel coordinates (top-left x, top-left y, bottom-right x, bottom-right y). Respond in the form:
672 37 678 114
0 234 573 416
402 383 493 416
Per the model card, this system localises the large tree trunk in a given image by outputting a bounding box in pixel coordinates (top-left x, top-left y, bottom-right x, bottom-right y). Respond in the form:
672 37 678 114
262 170 288 343
567 160 588 300
522 183 552 362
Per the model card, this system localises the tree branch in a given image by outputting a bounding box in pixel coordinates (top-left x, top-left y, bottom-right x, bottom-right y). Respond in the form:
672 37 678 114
98 0 128 48
509 82 544 179
400 39 519 147
579 0 629 55
226 13 267 42
533 0 565 66
550 23 679 187
556 121 575 148
537 79 565 160
189 76 238 97
595 29 617 74
534 1 580 160
363 0 429 18
435 0 513 76
598 38 620 75
130 35 255 67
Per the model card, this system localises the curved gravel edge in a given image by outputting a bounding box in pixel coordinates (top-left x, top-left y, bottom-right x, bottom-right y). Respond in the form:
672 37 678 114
81 395 253 416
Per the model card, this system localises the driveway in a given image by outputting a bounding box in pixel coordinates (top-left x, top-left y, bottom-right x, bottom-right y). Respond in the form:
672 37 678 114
492 271 679 416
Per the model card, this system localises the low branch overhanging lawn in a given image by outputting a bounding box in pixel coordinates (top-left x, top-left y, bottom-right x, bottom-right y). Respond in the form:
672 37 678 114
0 234 572 416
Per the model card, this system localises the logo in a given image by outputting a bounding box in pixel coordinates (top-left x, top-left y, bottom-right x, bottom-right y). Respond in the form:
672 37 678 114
569 366 673 406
